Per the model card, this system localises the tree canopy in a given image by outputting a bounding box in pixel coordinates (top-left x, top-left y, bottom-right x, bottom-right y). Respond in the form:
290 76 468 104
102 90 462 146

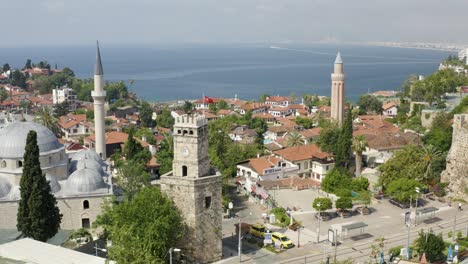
312 197 333 211
116 160 150 201
139 101 154 128
357 95 382 114
17 131 62 241
385 178 424 203
94 187 184 264
156 107 175 128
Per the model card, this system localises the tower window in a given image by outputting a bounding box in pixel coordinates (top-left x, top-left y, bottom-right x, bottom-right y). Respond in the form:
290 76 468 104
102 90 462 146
18 161 23 168
189 130 193 135
1 160 5 168
177 130 181 134
82 218 90 229
182 166 188 177
205 196 211 209
83 200 90 209
183 130 188 135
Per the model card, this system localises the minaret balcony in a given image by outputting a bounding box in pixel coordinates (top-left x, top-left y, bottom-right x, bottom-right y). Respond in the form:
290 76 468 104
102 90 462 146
91 91 107 98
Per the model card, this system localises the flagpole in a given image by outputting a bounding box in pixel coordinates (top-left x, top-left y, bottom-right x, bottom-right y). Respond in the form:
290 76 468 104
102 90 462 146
202 92 205 116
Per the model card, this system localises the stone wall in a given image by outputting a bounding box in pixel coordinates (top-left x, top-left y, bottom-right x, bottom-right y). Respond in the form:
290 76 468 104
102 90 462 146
0 195 108 230
160 173 222 263
441 114 468 200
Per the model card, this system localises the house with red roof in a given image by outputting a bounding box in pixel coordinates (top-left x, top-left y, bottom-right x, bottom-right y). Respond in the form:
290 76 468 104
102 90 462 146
274 144 334 181
58 114 91 140
382 102 398 117
265 96 294 107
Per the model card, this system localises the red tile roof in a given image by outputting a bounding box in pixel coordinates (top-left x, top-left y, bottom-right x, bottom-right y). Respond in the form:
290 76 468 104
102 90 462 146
266 96 291 102
242 156 281 175
274 144 333 161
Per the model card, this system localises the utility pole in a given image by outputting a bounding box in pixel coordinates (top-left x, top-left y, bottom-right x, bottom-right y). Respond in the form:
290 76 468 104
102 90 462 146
238 217 242 263
317 202 321 243
453 214 457 243
405 211 411 260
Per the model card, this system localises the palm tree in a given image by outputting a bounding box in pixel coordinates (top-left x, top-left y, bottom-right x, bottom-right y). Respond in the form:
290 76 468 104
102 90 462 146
286 131 304 147
352 135 368 176
35 107 62 137
420 144 443 182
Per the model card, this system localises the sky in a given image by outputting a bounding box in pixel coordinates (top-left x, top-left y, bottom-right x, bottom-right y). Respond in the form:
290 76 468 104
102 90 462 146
2 0 467 46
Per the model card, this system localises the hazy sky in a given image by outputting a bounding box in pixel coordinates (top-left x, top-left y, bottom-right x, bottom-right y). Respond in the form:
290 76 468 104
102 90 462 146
3 0 467 46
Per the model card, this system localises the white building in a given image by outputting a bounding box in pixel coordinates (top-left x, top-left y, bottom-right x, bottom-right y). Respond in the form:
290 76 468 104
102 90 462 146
273 144 334 182
265 96 294 107
382 102 398 117
52 86 77 105
58 114 91 140
236 156 298 194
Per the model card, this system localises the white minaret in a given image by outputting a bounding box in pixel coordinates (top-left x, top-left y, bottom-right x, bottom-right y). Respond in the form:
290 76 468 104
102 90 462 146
331 52 345 124
92 42 107 159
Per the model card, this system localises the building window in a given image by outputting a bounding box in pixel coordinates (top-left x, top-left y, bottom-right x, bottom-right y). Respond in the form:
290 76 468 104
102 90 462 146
18 161 23 167
182 166 188 176
82 218 90 229
177 130 181 134
326 165 329 170
1 160 5 168
189 130 194 135
297 163 301 170
83 200 90 209
304 161 308 170
205 196 212 209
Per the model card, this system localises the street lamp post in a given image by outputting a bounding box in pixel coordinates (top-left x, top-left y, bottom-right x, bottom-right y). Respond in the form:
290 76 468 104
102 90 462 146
415 187 420 226
168 248 181 264
317 202 321 243
238 217 242 263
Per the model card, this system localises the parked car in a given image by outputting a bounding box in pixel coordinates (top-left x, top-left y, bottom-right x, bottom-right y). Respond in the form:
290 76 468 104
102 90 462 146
314 212 337 221
389 198 409 209
355 206 371 215
271 232 295 249
337 209 353 218
250 223 269 238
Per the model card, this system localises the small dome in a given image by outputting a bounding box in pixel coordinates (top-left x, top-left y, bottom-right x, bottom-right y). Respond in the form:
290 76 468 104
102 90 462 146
0 122 63 158
0 177 12 198
69 159 104 175
71 150 103 164
46 174 61 193
67 168 105 193
7 185 20 200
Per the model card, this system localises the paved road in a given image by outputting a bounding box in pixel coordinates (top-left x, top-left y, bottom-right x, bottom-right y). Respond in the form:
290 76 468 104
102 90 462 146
219 194 468 264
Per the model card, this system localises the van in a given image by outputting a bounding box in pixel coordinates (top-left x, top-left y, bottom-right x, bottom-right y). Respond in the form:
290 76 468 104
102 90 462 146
250 223 269 238
271 232 294 249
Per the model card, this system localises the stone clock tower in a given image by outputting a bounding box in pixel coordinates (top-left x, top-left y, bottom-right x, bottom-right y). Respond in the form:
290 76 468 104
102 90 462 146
160 114 222 263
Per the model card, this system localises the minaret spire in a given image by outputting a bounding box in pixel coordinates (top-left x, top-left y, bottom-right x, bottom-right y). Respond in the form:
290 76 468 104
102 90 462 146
95 41 104 75
92 41 107 159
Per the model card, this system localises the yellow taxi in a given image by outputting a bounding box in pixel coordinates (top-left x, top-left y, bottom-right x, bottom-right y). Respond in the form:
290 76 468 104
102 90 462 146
271 232 295 249
249 223 269 238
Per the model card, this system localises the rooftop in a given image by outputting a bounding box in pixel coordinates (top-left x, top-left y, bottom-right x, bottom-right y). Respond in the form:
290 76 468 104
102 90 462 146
274 144 333 161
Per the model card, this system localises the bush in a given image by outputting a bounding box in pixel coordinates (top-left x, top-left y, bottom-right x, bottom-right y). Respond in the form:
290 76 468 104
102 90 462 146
270 207 290 227
313 197 333 211
388 246 402 257
69 228 93 243
335 197 353 211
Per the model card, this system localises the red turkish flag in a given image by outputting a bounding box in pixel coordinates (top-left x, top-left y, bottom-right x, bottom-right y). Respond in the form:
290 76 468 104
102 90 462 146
204 96 214 103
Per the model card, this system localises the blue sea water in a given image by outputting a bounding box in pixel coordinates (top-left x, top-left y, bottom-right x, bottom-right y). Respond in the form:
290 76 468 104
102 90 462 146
0 44 451 102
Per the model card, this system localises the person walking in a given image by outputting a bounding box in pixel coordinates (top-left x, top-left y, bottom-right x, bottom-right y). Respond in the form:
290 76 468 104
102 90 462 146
458 202 462 211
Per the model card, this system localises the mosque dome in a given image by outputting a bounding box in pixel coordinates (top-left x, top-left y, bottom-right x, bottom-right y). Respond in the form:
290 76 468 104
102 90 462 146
69 159 105 175
0 122 63 158
66 168 105 193
7 186 20 200
0 177 12 198
71 150 103 164
46 174 61 193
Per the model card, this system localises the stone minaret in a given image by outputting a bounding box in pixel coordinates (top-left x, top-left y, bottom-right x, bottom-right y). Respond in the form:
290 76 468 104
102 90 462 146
92 42 107 159
160 114 222 263
331 52 345 124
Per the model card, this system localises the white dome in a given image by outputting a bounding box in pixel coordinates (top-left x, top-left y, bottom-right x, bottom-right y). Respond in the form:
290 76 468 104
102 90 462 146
71 150 103 164
46 174 61 193
0 177 11 198
7 185 20 200
69 159 104 175
0 122 63 158
67 168 105 193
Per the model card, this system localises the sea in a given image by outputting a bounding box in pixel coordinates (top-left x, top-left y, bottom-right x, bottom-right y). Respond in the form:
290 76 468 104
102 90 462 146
0 44 452 102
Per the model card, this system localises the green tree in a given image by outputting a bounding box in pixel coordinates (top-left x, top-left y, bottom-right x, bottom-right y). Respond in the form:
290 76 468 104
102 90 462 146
295 116 314 129
124 128 143 161
335 197 353 211
139 101 154 128
11 70 27 88
321 167 351 194
2 63 10 73
183 101 194 114
259 94 269 103
378 145 425 189
94 187 184 264
209 102 218 114
312 197 332 211
357 95 382 114
156 107 175 128
35 107 63 137
218 100 229 110
286 131 304 147
335 110 353 167
423 112 453 152
0 87 8 103
385 178 423 204
116 160 150 200
352 135 368 176
135 128 156 145
86 109 94 121
420 145 444 182
317 122 340 153
105 81 128 102
17 131 62 241
24 59 32 70
53 101 70 118
413 229 445 263
156 135 174 175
